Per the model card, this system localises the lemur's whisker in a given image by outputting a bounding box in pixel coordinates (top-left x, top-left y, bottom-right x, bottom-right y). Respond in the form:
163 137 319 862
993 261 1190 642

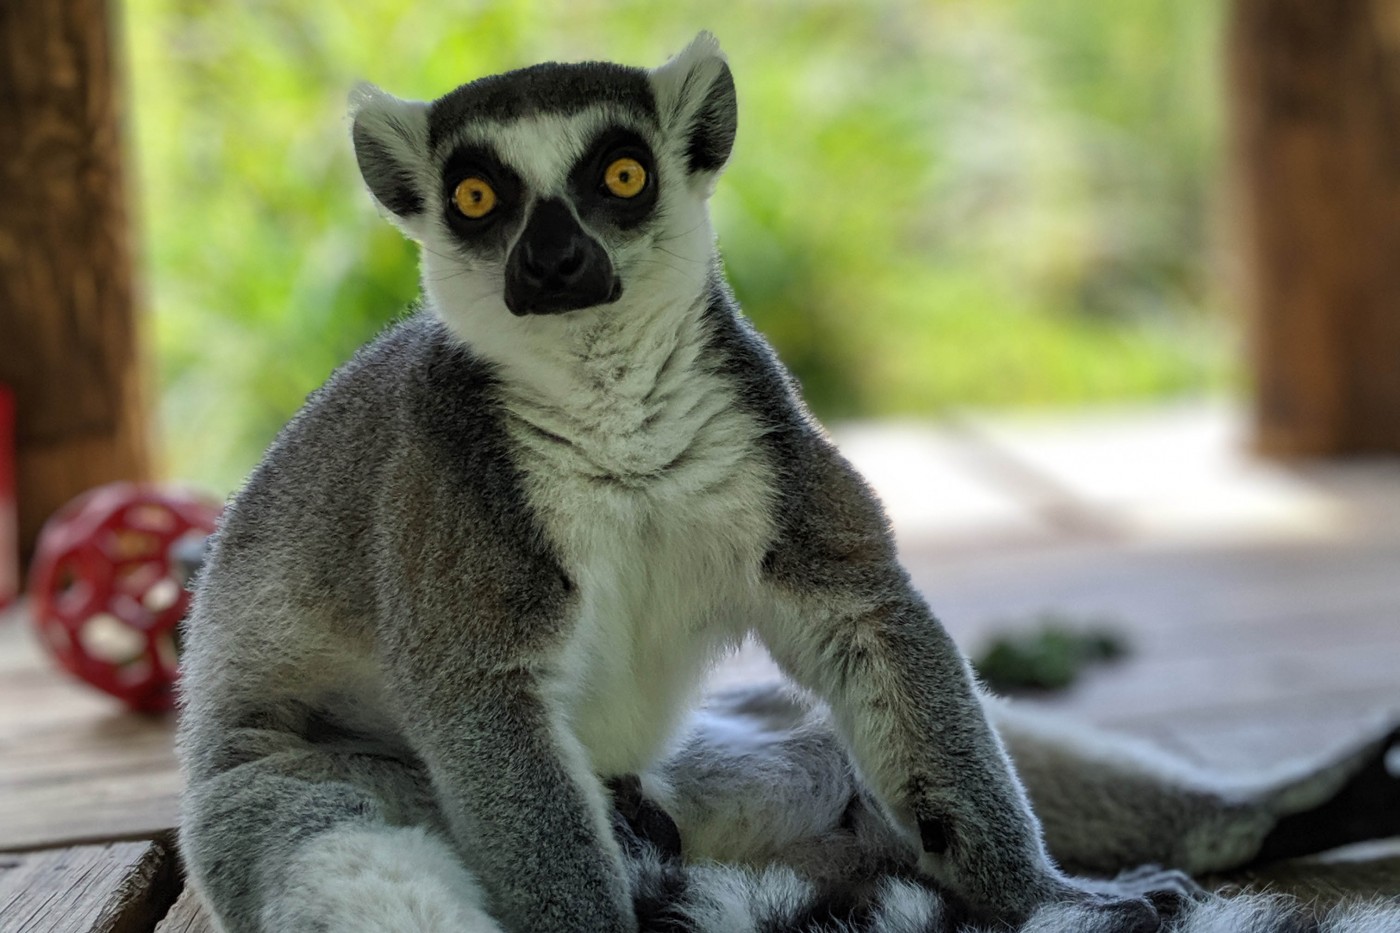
653 245 703 264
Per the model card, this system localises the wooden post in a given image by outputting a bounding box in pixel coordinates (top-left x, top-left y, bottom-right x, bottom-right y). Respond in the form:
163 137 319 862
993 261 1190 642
0 0 150 565
1229 0 1400 456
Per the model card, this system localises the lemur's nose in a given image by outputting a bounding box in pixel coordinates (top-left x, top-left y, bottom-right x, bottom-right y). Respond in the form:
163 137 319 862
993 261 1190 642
519 231 586 286
505 198 620 316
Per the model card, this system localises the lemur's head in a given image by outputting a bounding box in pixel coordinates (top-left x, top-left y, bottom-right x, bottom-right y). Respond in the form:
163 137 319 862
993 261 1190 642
350 33 735 337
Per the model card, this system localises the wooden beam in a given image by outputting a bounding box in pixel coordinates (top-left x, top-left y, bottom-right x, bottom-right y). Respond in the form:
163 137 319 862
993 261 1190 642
1230 0 1400 456
153 889 216 933
0 839 178 933
0 0 150 566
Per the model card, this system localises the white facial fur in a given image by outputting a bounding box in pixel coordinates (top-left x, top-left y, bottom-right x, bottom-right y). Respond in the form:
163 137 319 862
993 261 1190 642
440 102 768 773
420 104 716 400
350 33 731 390
350 37 768 775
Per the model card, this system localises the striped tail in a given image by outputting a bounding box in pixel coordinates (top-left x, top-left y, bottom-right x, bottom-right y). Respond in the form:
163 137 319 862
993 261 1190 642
625 846 1400 933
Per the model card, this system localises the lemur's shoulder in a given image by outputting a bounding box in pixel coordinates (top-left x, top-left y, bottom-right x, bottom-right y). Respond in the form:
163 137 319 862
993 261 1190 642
698 281 895 586
216 311 520 557
249 311 503 473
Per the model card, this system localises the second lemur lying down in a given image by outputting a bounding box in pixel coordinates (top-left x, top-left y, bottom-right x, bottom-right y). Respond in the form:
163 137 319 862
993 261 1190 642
176 34 1400 933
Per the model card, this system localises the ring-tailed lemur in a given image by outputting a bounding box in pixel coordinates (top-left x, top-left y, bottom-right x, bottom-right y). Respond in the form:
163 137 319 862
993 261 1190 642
177 33 1400 933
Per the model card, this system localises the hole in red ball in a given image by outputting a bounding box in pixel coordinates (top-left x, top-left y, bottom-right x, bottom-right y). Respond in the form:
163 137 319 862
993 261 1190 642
143 578 182 613
124 504 177 533
53 560 93 617
155 633 179 676
79 613 145 665
117 654 154 688
99 528 162 563
117 560 162 596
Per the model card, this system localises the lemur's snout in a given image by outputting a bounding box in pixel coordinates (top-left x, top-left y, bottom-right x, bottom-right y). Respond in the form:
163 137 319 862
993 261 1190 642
505 198 620 316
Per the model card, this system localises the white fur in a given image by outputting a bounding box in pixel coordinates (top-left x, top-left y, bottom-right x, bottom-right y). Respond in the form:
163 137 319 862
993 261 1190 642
869 878 945 932
677 864 816 933
269 825 503 933
408 88 771 777
502 287 775 775
656 686 860 865
422 107 715 397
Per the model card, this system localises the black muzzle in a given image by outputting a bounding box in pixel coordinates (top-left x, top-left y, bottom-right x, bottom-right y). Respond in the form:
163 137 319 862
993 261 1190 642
504 198 621 316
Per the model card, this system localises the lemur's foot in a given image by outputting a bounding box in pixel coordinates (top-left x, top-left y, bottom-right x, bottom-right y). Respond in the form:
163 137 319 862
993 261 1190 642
1088 865 1205 920
1039 887 1165 933
609 774 683 862
1253 724 1400 865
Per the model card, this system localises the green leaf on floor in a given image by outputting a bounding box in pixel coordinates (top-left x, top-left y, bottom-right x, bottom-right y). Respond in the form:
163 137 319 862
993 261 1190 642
973 615 1131 694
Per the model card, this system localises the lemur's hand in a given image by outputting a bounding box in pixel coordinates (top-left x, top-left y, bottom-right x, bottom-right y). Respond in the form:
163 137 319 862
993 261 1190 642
1082 865 1205 921
910 804 1194 930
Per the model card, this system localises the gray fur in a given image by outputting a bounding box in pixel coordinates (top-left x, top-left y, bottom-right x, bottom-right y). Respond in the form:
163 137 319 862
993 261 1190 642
178 34 1399 933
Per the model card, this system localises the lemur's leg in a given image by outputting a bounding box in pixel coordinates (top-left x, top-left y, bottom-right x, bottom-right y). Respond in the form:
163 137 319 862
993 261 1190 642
653 684 1398 885
180 743 502 933
986 700 1400 875
751 450 1178 928
639 686 1200 932
645 684 885 885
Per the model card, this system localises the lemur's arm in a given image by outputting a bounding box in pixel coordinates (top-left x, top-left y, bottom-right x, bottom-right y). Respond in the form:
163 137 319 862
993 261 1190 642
378 629 634 933
752 438 1157 926
372 459 635 933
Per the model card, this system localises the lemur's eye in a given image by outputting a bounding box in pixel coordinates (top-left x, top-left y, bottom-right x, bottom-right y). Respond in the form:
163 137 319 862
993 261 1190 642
603 158 647 198
453 177 497 219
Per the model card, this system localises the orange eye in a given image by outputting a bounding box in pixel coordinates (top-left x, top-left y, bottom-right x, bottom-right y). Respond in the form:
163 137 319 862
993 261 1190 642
603 157 647 198
453 177 497 219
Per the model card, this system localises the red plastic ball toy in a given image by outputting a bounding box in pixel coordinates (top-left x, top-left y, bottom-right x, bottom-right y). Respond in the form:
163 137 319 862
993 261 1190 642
28 482 221 712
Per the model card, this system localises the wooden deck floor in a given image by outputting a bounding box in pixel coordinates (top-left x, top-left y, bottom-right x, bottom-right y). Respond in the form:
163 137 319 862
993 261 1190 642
3 404 1398 929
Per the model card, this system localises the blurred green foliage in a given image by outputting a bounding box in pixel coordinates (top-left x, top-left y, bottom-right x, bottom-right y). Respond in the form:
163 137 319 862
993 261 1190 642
125 0 1233 492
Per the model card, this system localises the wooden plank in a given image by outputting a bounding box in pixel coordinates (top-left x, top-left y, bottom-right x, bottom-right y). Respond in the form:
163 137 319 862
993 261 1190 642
1142 703 1398 772
913 539 1400 639
0 616 179 852
1006 640 1400 739
153 888 216 933
0 769 181 854
0 839 177 933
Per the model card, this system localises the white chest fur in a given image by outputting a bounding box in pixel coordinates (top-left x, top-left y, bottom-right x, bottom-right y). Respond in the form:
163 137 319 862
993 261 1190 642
497 298 775 775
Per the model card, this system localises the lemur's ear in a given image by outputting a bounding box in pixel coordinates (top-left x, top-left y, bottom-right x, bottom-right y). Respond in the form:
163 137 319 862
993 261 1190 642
349 83 431 236
650 32 737 192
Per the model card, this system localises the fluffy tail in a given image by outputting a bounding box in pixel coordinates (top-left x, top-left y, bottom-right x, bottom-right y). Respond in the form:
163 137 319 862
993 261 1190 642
625 848 1400 933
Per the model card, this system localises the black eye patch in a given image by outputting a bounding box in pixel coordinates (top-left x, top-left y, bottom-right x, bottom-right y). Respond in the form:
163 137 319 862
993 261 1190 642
568 128 659 231
439 144 525 251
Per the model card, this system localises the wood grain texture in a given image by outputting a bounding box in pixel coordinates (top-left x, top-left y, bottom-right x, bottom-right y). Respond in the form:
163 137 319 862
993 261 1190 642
1230 0 1400 455
0 0 150 563
152 889 216 933
0 615 179 853
0 839 177 933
